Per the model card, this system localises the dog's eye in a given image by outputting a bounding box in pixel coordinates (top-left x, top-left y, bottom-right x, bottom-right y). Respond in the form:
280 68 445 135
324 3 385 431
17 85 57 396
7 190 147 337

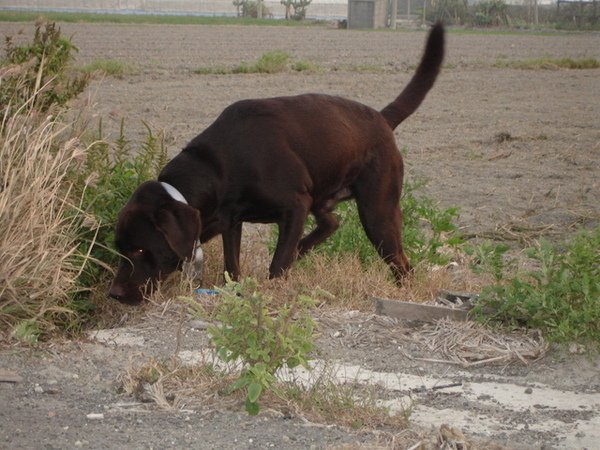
133 248 144 256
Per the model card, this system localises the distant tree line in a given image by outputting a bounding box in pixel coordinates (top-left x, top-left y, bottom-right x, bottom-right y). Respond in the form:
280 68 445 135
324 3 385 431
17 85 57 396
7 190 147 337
233 0 312 19
398 0 598 29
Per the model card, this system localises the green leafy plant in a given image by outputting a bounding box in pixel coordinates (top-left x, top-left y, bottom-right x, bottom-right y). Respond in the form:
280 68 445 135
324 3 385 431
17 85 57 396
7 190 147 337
471 226 600 344
465 240 511 282
11 320 42 345
1 20 89 113
73 119 168 290
400 177 463 266
207 275 315 415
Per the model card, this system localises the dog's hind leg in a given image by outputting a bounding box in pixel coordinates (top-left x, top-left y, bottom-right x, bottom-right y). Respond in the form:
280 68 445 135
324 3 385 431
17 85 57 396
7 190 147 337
297 209 339 257
354 171 411 284
358 202 411 283
298 188 353 257
269 197 311 278
222 222 243 280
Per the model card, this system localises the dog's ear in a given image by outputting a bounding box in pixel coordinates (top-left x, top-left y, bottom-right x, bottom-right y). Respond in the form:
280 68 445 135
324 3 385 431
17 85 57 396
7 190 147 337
153 203 201 260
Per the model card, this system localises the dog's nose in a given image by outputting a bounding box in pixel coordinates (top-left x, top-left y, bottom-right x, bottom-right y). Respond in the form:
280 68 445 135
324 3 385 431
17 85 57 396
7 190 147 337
108 284 126 302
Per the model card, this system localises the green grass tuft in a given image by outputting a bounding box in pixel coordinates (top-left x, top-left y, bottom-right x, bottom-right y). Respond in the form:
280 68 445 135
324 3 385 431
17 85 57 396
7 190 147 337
80 59 134 78
494 57 600 70
195 50 295 75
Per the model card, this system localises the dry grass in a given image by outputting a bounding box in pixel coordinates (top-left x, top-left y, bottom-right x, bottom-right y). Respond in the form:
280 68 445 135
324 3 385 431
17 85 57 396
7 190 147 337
0 87 88 337
193 224 486 313
408 318 547 367
121 356 407 432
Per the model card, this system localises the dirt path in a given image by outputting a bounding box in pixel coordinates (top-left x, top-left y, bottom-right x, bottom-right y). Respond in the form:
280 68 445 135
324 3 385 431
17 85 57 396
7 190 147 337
2 307 599 449
1 22 599 449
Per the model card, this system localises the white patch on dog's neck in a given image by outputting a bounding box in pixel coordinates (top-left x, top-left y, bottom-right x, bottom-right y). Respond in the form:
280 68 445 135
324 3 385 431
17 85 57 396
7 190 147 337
193 245 204 264
160 181 188 205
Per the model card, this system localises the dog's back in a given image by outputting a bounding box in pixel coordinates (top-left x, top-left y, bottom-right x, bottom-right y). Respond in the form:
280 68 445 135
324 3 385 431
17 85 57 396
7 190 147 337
182 22 445 185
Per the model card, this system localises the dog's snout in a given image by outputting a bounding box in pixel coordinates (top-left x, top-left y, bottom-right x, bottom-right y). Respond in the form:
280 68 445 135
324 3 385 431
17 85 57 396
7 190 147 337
108 283 126 302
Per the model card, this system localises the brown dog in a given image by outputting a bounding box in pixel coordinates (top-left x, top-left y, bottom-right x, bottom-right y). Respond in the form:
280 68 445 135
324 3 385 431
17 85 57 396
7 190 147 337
109 23 445 304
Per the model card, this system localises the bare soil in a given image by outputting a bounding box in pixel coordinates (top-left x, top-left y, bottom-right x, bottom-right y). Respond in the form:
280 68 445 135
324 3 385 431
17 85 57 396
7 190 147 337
1 22 599 449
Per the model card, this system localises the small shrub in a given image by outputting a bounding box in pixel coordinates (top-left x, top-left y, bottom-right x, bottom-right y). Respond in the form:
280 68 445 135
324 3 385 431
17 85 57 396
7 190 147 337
206 275 315 415
237 50 290 74
401 177 463 266
471 226 600 344
1 20 89 113
465 240 511 282
255 50 289 73
72 119 168 290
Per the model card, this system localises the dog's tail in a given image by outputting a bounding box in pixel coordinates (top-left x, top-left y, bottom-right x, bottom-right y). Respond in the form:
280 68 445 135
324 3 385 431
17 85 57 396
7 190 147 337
380 22 445 130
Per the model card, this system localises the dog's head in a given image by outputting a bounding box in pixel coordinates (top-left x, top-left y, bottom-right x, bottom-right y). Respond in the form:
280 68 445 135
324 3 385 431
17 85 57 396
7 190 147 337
109 181 201 304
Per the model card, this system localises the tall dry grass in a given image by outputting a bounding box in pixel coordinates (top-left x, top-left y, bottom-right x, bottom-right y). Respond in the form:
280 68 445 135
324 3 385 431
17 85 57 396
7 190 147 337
0 80 87 338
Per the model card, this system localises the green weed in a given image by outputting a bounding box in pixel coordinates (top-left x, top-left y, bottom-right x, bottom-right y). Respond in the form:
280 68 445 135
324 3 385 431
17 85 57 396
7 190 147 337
80 59 133 78
72 119 168 291
291 60 319 72
204 275 315 415
251 50 289 73
1 20 89 113
280 373 408 429
494 57 600 70
11 320 42 345
194 50 318 75
470 226 600 344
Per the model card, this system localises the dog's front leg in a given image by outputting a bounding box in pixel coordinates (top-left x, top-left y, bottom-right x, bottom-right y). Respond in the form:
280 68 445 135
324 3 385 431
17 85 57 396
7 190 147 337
222 222 243 280
269 201 310 279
